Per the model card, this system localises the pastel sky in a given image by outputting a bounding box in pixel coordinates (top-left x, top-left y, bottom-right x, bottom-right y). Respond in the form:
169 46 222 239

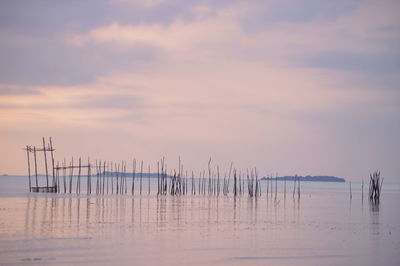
1 0 399 181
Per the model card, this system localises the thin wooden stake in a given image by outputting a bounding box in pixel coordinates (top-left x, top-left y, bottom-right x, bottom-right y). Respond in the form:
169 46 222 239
26 146 31 192
33 147 38 187
140 160 143 195
42 137 49 187
49 137 56 187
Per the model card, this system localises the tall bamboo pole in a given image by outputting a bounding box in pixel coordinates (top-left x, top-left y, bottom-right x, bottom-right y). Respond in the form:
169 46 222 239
69 158 73 194
26 146 31 192
148 164 151 195
140 160 143 195
49 137 55 187
132 159 136 194
33 147 38 188
76 157 81 194
63 158 66 193
42 137 49 187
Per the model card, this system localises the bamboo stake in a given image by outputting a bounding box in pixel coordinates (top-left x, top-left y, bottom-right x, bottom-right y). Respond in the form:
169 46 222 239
76 157 81 194
42 137 49 187
293 174 297 198
297 175 301 198
26 146 31 192
132 159 136 195
33 147 38 188
350 181 352 199
106 162 109 194
56 162 60 193
63 158 66 193
87 159 91 194
217 166 220 196
148 164 151 195
284 175 286 199
208 157 212 195
198 171 201 195
362 180 364 201
192 171 195 195
69 158 73 194
157 161 160 195
116 162 120 194
140 160 143 195
110 161 113 194
233 169 237 197
227 162 233 195
49 137 55 187
102 161 106 194
255 168 259 197
275 173 278 201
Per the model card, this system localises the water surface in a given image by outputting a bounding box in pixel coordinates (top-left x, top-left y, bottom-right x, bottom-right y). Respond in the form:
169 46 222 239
0 176 399 265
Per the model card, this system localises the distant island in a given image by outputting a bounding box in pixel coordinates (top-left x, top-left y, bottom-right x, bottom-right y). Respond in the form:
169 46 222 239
261 175 345 183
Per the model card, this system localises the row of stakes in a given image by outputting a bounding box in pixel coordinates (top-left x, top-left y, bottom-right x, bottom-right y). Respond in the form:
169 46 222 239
25 138 381 201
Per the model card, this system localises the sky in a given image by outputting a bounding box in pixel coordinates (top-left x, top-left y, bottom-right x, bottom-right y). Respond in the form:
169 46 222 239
0 0 399 181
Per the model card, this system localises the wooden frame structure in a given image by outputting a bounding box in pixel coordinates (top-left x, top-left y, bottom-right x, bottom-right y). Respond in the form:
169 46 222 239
25 137 56 193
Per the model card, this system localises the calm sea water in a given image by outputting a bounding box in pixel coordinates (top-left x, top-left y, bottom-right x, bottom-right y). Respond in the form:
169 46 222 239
0 176 399 265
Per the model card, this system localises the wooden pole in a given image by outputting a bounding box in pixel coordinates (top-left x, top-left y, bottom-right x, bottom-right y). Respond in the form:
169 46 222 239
116 162 119 194
42 137 49 187
106 162 109 194
56 162 60 193
208 157 211 195
122 161 125 194
217 166 220 196
63 158 66 193
297 175 301 198
233 170 237 197
95 160 99 194
110 162 114 194
88 159 91 194
350 181 352 199
49 137 56 187
26 146 31 192
284 175 286 199
132 159 136 194
33 146 38 187
293 174 296 198
148 164 151 195
124 161 128 194
227 162 233 195
255 168 259 197
102 161 105 194
157 161 160 195
275 173 278 201
77 157 81 194
362 180 364 201
140 160 143 195
69 157 73 194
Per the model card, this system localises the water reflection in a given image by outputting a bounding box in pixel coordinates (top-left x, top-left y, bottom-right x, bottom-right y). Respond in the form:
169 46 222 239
22 194 310 239
8 192 398 266
369 199 380 236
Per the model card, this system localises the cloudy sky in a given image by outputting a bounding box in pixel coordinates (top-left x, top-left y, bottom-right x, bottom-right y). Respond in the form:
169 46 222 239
0 0 399 181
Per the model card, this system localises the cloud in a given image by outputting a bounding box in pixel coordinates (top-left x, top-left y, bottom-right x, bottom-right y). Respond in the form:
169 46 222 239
73 94 146 110
0 86 41 95
1 0 400 179
241 0 361 31
0 30 161 86
113 0 167 8
298 51 400 73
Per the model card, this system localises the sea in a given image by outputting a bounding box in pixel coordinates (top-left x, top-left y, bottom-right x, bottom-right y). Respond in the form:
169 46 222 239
0 175 399 265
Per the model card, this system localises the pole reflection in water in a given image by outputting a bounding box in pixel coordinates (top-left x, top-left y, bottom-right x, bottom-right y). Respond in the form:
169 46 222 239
22 194 309 238
6 191 396 266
